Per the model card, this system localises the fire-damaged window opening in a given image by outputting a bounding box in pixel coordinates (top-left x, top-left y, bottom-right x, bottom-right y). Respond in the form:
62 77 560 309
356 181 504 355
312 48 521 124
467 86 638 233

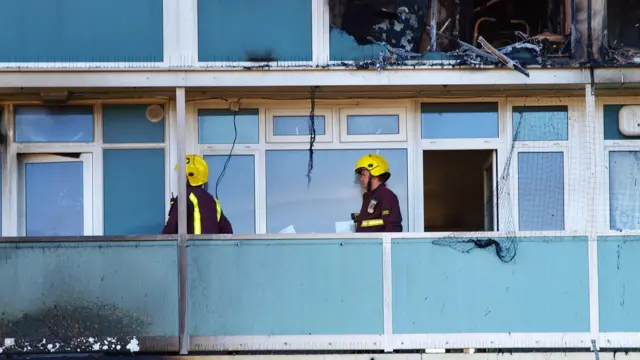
604 0 640 64
329 0 573 72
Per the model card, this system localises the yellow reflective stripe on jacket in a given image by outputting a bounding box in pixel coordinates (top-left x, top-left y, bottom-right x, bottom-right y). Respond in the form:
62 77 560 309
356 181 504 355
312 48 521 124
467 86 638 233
215 198 222 222
361 218 384 227
188 193 202 235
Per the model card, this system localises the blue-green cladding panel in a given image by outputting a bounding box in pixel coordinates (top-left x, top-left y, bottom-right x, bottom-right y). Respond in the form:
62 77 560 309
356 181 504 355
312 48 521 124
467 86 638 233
197 0 312 62
188 239 384 336
0 242 178 337
392 237 590 333
598 236 640 332
0 0 163 62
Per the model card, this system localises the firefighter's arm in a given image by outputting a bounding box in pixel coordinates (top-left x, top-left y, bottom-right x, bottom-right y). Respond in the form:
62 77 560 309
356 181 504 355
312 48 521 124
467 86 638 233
162 195 179 234
218 212 234 234
382 195 403 232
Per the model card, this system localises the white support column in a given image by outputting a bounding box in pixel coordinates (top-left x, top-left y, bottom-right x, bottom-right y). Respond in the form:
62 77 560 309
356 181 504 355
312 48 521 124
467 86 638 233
584 84 600 349
176 87 189 354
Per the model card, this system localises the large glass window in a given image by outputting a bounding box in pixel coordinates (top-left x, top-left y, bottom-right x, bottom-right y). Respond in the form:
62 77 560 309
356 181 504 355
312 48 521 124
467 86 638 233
204 155 256 234
265 149 408 234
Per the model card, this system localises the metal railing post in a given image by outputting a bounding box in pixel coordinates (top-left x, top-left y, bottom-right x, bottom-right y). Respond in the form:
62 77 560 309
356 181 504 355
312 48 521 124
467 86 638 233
176 87 189 355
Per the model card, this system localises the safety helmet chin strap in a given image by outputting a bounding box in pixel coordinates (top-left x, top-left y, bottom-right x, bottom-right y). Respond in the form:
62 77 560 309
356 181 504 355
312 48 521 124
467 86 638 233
367 174 372 193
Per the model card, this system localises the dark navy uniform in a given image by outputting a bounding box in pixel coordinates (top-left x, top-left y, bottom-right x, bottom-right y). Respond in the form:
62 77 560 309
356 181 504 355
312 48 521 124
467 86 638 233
162 185 233 235
353 184 402 232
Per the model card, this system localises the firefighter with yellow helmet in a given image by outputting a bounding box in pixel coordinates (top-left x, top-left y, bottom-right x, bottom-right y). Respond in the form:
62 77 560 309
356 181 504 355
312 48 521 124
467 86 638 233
352 153 403 232
162 154 233 235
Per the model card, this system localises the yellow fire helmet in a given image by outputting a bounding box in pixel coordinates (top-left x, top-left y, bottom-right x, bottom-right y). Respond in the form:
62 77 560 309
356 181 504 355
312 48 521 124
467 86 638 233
182 154 209 187
354 153 390 180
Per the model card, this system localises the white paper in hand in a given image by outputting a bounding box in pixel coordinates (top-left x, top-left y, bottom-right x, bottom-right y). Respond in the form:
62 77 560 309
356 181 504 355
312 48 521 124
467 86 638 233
279 225 297 234
335 221 355 234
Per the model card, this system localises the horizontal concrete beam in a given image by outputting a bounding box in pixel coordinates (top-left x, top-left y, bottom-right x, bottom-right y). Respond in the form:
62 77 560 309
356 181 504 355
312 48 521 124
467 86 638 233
0 67 615 88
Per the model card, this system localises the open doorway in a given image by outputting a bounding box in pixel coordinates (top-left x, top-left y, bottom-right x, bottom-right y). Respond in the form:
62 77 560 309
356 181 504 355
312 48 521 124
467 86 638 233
423 149 497 232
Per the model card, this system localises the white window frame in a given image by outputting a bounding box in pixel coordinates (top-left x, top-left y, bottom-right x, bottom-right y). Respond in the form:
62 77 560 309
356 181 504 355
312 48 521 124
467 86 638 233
598 96 640 235
265 107 334 143
416 98 507 234
191 99 415 234
17 153 94 236
339 107 408 143
505 98 581 233
2 99 171 237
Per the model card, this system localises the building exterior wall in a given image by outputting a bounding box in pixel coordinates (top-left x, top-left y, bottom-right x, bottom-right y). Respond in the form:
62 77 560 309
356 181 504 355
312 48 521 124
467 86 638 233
1 0 640 357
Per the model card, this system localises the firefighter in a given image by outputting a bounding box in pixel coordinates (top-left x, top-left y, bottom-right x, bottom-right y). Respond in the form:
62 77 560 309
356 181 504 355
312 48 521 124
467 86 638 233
162 154 233 235
352 153 403 232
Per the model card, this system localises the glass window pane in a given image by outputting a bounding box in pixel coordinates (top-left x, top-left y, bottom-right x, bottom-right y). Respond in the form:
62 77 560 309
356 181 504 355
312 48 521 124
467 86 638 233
347 115 399 135
204 155 256 234
421 103 499 139
197 0 312 62
266 149 408 233
198 109 259 144
104 149 165 235
517 152 565 231
609 151 640 230
26 161 84 236
15 106 94 143
103 104 165 144
273 115 325 136
513 106 568 141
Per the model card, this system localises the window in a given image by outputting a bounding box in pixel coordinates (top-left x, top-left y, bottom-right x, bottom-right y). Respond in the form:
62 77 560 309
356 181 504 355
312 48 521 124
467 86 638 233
603 104 640 231
101 104 167 235
198 109 259 145
103 104 165 144
517 152 565 231
511 105 570 231
19 154 93 236
608 151 640 230
339 108 407 142
513 106 568 141
266 108 333 143
15 106 94 143
265 149 408 234
421 103 499 139
419 102 501 232
204 154 256 234
197 0 312 62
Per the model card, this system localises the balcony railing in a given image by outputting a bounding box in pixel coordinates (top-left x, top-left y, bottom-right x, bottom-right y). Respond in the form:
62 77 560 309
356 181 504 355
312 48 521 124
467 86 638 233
0 232 638 355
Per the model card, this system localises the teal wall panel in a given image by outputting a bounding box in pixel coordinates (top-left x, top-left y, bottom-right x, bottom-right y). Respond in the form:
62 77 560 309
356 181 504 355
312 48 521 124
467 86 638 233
188 239 384 336
198 0 312 62
0 0 163 63
392 237 590 333
598 236 640 332
103 149 165 236
0 242 178 337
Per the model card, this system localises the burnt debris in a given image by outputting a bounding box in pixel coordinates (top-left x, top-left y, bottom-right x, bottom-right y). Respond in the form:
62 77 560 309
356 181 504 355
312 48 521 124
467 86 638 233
327 0 603 74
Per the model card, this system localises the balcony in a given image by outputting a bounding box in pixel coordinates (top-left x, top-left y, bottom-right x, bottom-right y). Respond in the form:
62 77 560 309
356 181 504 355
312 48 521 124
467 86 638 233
1 232 638 355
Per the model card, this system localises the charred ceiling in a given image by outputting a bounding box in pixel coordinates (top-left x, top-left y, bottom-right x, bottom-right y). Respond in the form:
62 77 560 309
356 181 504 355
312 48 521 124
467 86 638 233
328 0 631 75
